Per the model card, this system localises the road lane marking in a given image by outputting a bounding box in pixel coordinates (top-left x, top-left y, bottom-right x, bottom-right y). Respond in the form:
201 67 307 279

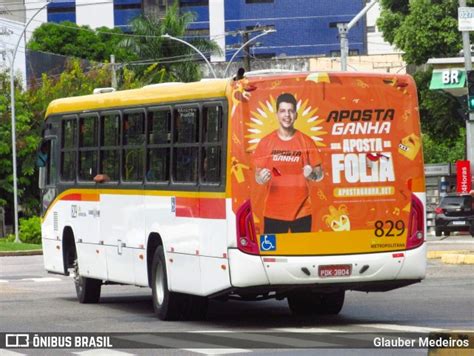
273 327 345 333
183 348 251 355
20 277 62 282
353 323 444 333
73 350 133 355
0 351 27 356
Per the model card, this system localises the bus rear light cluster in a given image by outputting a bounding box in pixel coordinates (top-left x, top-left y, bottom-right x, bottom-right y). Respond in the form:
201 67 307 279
406 194 425 250
236 200 259 255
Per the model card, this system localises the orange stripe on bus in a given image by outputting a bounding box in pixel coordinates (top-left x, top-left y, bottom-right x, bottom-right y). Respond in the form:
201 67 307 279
61 193 100 202
175 197 226 219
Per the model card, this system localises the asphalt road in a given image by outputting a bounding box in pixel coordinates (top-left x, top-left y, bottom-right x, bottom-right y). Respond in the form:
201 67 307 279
1 237 473 355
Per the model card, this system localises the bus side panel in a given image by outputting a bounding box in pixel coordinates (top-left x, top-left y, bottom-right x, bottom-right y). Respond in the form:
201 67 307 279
42 204 63 274
145 195 202 294
101 193 141 284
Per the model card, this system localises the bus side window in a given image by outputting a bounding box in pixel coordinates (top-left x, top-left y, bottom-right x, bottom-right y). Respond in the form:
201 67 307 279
148 110 171 144
173 106 199 183
60 117 77 181
122 111 145 182
174 147 198 183
100 113 120 182
174 107 199 143
201 105 222 184
78 115 98 181
38 139 58 188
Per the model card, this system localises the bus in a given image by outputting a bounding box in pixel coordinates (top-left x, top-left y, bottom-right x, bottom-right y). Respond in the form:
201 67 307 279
38 71 426 320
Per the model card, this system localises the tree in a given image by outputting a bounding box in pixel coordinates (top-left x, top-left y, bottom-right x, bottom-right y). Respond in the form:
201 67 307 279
0 71 41 220
414 67 465 141
377 0 465 65
378 0 471 163
27 21 135 62
0 60 143 225
120 1 221 83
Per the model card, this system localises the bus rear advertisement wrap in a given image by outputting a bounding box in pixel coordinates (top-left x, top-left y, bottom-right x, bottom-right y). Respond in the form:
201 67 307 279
229 73 425 256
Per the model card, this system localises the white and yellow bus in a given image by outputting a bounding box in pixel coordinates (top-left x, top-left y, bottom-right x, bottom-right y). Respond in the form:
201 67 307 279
38 71 426 320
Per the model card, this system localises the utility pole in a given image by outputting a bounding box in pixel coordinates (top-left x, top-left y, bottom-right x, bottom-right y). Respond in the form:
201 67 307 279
459 0 474 180
242 32 251 72
229 26 274 75
110 54 117 89
224 28 276 77
338 0 378 71
10 1 50 243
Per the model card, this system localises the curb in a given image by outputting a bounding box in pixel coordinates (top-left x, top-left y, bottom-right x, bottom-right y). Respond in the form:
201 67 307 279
0 250 43 257
441 254 474 265
427 250 474 265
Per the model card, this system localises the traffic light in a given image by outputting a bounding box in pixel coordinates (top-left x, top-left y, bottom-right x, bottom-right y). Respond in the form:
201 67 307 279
467 70 474 111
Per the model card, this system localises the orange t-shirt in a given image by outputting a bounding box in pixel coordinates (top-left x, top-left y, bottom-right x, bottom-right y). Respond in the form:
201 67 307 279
253 130 322 221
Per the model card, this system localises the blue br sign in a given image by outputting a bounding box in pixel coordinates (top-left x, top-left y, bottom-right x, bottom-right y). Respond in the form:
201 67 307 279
260 234 276 252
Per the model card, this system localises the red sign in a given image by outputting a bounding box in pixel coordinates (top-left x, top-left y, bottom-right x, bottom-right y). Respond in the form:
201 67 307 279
456 160 472 194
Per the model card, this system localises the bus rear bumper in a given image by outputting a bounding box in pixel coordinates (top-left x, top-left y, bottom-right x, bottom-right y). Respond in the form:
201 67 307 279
227 243 426 290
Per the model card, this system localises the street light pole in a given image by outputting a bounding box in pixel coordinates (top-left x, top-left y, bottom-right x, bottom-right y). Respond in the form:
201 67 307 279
338 0 378 71
459 0 474 180
161 33 217 79
223 29 276 77
10 1 50 243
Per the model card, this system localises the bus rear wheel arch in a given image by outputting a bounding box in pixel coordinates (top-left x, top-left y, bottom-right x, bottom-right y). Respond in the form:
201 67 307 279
151 245 208 321
62 227 102 303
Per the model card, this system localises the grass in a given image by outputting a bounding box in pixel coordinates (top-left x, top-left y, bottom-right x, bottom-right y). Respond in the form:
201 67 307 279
0 239 42 252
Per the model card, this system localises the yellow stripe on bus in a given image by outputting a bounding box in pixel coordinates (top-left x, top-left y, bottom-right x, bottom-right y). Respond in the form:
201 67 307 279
259 230 408 255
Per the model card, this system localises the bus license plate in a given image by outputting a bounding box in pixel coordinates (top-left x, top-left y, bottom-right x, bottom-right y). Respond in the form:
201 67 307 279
452 221 465 225
318 265 352 278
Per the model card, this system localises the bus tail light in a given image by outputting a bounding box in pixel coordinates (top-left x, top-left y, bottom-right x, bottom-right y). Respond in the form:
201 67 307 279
406 194 424 249
236 200 259 255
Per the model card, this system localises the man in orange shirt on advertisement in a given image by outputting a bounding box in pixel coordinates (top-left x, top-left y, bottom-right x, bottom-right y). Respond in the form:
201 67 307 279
254 93 323 233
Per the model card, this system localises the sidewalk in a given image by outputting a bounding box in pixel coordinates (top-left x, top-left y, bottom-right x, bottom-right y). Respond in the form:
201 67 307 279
426 231 474 265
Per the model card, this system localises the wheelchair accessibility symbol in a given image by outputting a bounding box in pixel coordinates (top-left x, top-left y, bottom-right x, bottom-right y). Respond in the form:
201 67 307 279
260 234 276 251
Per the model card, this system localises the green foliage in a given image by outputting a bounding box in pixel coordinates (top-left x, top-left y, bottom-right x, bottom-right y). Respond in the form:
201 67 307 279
120 1 221 83
0 60 143 226
0 72 41 215
378 1 469 164
0 236 42 251
414 67 465 141
18 216 42 244
27 22 136 62
378 0 465 65
422 129 466 164
28 59 143 120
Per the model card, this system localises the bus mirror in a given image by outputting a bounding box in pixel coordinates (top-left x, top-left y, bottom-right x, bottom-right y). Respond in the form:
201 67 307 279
38 166 46 190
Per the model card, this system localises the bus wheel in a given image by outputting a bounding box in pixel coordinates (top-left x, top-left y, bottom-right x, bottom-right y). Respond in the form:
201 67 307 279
287 291 345 316
151 246 184 320
73 258 101 303
435 229 442 237
182 295 208 320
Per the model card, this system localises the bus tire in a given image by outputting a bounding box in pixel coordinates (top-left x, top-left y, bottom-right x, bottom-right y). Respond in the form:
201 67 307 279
151 246 184 320
444 231 451 237
435 229 442 237
73 258 101 304
288 291 345 316
182 295 208 320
